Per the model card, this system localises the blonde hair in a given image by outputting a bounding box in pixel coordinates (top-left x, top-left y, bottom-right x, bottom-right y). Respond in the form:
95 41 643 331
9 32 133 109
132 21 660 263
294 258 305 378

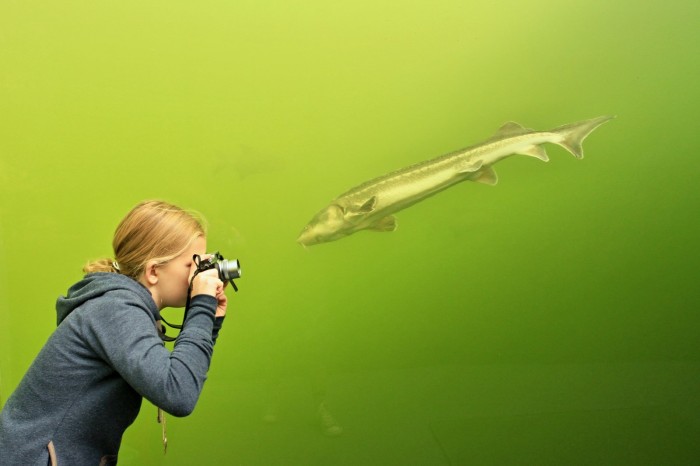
84 200 207 280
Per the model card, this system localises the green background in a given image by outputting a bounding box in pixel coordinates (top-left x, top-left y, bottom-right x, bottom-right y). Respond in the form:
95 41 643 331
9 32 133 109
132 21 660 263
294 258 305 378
1 0 699 464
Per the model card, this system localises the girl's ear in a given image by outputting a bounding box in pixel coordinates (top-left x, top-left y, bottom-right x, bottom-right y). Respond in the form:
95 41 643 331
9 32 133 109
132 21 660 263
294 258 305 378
144 260 159 286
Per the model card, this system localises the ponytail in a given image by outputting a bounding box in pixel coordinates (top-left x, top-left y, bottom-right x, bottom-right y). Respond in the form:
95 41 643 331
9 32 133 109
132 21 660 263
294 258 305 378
83 258 121 274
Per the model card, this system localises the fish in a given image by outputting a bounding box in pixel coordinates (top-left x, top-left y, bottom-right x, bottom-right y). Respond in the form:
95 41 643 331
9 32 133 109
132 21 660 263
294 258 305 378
297 115 614 246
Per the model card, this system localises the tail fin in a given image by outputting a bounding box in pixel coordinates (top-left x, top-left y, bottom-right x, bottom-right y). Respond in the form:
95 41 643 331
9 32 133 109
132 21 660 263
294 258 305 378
552 115 615 159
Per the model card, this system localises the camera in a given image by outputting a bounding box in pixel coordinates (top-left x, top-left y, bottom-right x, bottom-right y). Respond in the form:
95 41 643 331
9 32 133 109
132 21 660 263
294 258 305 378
159 251 242 341
193 252 242 291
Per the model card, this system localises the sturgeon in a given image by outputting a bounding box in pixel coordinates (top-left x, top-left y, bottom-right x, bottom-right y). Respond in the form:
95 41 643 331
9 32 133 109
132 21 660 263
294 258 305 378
297 115 614 246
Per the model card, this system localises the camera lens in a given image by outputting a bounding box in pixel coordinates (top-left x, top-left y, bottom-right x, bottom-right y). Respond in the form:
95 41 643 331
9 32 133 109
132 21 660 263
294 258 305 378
217 259 242 281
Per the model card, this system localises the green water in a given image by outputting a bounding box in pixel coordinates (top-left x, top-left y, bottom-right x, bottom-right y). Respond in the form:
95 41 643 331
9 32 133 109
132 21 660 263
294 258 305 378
1 1 699 464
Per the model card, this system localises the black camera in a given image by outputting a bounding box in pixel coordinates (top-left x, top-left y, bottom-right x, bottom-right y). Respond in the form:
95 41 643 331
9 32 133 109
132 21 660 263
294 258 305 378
193 252 242 292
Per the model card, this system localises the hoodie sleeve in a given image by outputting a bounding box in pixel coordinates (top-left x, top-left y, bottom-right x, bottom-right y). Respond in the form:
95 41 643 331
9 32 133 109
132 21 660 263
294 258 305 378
213 316 225 344
84 292 219 417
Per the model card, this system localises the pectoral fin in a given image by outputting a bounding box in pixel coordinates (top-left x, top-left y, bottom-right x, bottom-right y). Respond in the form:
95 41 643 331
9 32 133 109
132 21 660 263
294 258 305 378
369 215 397 232
347 196 378 216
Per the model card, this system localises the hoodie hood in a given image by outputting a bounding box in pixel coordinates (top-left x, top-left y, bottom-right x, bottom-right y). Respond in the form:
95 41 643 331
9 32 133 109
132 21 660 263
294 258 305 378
56 272 158 325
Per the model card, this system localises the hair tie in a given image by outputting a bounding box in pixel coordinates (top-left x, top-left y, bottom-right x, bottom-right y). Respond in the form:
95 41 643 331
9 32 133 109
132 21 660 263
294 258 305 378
112 261 121 272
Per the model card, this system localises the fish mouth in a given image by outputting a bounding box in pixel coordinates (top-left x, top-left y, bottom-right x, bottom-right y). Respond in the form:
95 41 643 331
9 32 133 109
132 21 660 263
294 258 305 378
296 229 316 247
297 236 317 247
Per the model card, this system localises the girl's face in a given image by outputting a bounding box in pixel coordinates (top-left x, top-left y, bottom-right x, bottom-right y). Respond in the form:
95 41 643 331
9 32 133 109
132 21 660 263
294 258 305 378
154 235 207 309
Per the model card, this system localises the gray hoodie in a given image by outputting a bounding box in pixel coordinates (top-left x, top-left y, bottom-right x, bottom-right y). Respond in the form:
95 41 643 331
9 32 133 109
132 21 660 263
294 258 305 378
0 272 224 465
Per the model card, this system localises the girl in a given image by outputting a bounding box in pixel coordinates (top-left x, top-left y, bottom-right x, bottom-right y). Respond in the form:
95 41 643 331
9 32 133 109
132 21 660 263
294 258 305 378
0 200 227 465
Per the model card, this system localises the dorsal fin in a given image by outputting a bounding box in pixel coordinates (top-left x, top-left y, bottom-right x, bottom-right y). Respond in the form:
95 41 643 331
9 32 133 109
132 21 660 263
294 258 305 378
494 121 529 137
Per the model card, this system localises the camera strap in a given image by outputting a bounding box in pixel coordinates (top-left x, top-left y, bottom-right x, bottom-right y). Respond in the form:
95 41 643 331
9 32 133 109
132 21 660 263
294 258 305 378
155 269 203 453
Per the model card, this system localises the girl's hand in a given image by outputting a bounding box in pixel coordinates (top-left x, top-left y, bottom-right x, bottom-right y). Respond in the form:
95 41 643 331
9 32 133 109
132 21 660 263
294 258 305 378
191 269 224 299
215 287 228 318
191 268 228 317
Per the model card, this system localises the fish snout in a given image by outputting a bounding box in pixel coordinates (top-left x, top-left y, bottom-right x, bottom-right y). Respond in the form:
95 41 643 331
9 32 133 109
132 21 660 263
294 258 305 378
296 226 317 247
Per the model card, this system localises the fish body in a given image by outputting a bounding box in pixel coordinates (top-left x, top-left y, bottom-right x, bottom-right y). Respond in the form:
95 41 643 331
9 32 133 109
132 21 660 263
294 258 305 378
297 116 614 246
